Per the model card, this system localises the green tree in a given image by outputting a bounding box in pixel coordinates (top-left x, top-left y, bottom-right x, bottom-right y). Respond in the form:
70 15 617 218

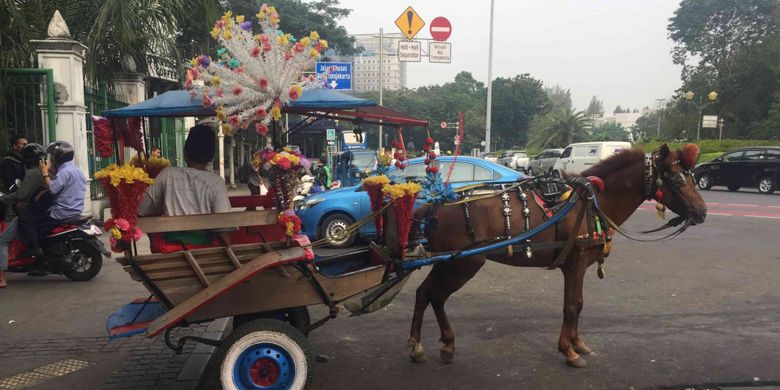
544 84 572 112
585 96 604 117
528 109 590 148
489 74 549 149
591 122 630 142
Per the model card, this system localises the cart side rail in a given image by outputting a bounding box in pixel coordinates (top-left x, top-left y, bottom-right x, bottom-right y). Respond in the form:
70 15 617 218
136 210 278 234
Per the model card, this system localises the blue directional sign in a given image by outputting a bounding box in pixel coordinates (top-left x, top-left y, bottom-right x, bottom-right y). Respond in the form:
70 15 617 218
315 62 352 90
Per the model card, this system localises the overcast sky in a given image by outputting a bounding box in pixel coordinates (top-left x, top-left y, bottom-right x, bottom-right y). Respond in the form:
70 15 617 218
336 0 683 112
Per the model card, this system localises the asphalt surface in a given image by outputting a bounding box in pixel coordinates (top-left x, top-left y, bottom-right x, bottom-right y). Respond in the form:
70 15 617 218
0 187 778 389
306 188 780 390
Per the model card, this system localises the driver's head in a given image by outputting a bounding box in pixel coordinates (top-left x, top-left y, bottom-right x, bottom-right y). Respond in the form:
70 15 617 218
21 143 46 169
46 140 74 167
184 124 216 165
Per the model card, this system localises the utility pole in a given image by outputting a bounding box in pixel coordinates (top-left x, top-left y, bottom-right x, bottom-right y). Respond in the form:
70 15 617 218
378 27 384 150
655 98 665 138
484 0 495 153
718 117 725 141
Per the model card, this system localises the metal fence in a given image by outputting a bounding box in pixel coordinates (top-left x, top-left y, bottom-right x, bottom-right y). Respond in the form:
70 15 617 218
0 68 56 151
85 82 127 200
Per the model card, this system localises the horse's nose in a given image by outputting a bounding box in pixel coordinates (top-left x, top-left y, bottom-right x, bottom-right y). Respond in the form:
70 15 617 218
692 207 706 224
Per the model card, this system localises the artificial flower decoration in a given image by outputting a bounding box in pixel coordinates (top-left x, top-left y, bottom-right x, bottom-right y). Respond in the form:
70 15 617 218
105 218 143 253
258 148 311 210
92 116 114 158
95 164 154 227
278 209 302 237
362 175 390 237
382 182 422 259
187 5 326 134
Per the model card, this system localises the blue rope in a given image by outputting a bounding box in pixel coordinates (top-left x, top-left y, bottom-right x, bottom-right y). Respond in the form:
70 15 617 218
400 197 578 270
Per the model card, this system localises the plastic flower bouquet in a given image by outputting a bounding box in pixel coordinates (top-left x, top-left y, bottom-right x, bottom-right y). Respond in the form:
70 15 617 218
259 148 310 210
382 182 421 259
105 218 143 253
361 175 390 237
94 164 154 226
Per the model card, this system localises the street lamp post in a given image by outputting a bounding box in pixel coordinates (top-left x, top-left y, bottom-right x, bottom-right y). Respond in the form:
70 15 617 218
484 0 495 153
684 90 717 141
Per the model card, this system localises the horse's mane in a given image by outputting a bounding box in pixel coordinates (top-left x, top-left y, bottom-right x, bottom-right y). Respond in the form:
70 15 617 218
580 147 644 178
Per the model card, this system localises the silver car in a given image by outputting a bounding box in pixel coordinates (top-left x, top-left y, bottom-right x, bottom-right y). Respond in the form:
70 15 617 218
497 150 530 172
528 148 563 176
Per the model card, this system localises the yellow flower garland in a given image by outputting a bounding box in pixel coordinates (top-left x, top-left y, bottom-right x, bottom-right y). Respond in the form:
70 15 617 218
362 175 389 187
94 164 154 187
382 182 421 200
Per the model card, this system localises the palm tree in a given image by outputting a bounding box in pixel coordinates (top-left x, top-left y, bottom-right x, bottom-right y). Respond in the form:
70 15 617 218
1 0 223 82
529 109 591 148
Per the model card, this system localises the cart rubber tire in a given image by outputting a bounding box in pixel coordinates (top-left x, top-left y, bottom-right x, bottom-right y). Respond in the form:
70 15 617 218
319 213 356 248
63 240 103 281
209 319 314 390
233 307 310 336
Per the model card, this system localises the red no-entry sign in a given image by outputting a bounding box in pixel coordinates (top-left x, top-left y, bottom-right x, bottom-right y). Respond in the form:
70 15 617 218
429 17 452 41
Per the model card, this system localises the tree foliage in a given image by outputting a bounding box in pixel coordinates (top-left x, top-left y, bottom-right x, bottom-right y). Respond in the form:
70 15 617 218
585 96 604 117
591 122 630 142
528 109 590 149
668 0 780 140
544 85 572 112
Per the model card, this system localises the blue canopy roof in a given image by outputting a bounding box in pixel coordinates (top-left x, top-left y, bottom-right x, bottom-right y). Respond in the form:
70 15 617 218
102 88 376 118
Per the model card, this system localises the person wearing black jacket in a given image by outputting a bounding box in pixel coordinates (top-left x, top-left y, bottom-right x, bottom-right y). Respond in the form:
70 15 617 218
0 134 28 193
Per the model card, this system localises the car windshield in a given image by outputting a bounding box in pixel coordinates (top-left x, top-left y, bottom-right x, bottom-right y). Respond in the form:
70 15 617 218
351 153 377 170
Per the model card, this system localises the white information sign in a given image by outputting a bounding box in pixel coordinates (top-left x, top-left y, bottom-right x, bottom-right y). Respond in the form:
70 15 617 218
702 115 718 128
428 42 452 63
398 41 422 62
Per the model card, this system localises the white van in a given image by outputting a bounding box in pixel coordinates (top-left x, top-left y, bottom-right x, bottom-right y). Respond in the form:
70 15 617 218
552 141 632 177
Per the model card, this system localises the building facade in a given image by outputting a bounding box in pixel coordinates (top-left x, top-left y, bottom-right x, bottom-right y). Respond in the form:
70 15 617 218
341 33 407 93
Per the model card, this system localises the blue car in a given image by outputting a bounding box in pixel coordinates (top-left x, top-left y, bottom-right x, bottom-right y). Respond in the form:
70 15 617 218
296 156 527 247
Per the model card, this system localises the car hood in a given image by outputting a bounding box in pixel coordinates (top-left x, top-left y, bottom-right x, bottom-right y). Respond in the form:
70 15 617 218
305 186 358 201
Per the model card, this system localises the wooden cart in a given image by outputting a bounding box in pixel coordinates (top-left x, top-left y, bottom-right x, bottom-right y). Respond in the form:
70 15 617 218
107 199 409 390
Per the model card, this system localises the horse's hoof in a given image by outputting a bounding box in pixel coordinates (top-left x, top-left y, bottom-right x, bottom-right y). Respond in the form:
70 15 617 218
440 347 455 364
566 356 588 368
410 350 428 364
409 342 428 364
574 344 593 355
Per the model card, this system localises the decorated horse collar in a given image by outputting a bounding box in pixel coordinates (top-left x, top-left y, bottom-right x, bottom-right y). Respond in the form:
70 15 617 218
644 152 660 200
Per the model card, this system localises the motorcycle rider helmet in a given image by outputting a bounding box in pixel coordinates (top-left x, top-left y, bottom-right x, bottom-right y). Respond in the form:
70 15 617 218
46 140 75 167
20 143 47 167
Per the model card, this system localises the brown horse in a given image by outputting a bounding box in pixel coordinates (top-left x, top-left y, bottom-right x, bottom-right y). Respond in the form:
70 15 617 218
407 144 706 368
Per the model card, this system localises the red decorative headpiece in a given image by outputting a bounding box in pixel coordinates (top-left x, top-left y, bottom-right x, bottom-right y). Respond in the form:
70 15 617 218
681 144 699 169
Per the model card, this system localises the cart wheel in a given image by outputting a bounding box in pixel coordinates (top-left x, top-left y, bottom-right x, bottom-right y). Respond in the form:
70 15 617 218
217 319 313 390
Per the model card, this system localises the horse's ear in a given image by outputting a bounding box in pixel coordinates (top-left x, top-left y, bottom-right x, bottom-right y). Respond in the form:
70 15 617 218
658 143 670 159
680 143 699 169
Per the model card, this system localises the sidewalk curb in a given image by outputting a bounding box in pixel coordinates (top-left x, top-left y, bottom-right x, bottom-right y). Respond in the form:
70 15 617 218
174 318 231 389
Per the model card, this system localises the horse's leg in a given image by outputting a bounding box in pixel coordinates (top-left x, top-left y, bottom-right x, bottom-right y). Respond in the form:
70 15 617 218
429 256 486 364
572 251 598 355
558 256 589 368
408 268 437 363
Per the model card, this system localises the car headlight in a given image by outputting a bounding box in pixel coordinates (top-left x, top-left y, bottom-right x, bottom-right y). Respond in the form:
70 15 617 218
299 198 325 210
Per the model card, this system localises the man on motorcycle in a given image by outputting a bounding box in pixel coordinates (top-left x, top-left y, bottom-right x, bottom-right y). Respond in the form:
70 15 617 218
0 134 28 194
0 143 48 287
16 141 86 266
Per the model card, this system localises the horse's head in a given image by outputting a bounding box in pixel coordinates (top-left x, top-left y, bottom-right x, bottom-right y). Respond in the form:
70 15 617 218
653 143 706 225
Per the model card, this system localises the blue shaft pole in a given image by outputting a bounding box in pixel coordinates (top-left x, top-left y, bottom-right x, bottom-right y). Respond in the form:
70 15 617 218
400 199 578 270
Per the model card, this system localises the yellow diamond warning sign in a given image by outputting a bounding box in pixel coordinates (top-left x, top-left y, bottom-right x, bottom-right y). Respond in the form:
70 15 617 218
395 6 425 40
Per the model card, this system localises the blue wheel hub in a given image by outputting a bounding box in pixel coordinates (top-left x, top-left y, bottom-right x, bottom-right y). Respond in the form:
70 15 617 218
233 343 295 390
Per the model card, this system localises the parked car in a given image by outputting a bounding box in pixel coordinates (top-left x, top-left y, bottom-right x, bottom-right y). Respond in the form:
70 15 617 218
497 150 530 172
296 156 527 248
482 152 498 163
552 141 632 177
528 148 563 176
693 147 779 194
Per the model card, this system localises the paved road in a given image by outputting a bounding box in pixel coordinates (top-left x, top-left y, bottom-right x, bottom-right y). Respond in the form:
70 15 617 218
1 188 777 389
307 189 780 389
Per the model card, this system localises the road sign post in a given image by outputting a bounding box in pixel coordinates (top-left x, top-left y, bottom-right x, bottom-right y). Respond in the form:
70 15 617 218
315 62 353 90
429 42 451 63
429 17 452 41
395 6 425 40
398 41 422 62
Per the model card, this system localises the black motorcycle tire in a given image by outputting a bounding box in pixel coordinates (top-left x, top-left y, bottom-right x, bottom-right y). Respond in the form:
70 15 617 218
63 240 103 281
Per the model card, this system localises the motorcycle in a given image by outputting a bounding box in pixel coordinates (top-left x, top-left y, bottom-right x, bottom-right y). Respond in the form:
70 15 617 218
1 186 109 281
